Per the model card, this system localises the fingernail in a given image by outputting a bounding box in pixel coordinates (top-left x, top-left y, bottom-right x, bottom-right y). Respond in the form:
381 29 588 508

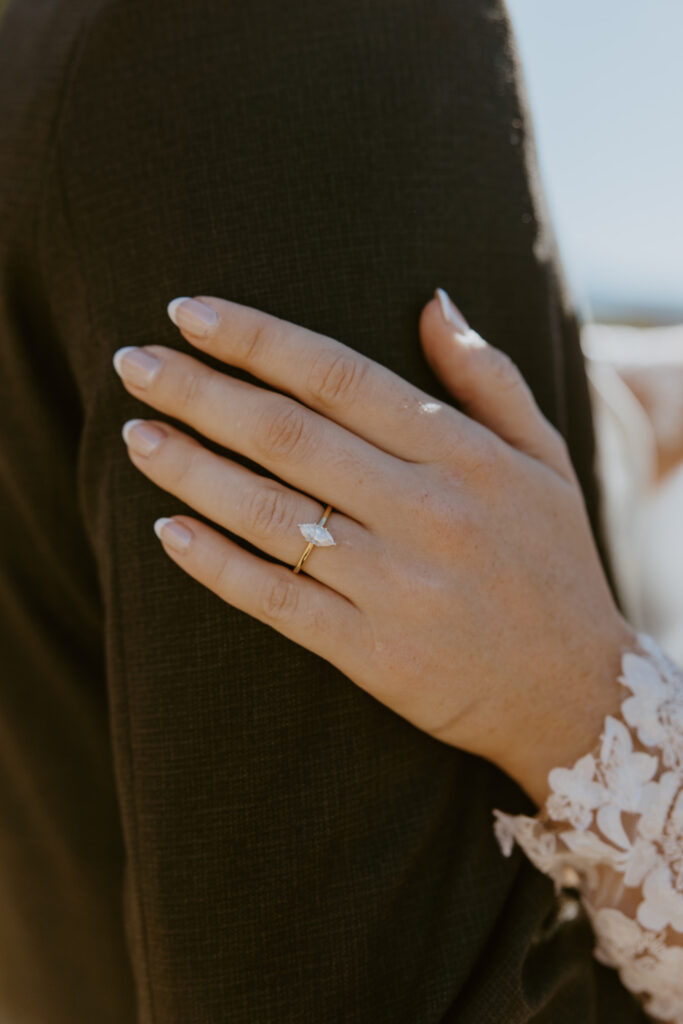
435 288 469 332
167 297 218 336
122 418 166 455
113 346 161 387
434 288 487 348
154 516 193 552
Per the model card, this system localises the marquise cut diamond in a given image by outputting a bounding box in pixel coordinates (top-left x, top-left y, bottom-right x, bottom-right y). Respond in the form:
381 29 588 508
298 522 336 546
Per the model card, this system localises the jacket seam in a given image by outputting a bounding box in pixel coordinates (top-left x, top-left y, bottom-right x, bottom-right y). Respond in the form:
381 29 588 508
33 10 157 1022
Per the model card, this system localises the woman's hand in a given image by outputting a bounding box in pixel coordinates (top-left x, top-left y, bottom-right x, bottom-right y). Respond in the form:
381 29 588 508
112 288 638 806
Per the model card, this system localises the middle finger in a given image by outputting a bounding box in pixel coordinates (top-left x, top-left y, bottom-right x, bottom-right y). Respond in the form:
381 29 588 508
114 344 410 523
121 417 374 592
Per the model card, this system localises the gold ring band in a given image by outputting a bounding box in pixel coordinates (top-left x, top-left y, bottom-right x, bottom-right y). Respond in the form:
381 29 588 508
292 504 333 574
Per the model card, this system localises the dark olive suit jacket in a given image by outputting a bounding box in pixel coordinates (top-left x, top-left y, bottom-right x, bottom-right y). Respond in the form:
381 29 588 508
0 0 649 1020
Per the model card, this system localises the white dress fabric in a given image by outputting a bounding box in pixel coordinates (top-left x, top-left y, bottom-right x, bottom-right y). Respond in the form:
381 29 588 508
493 632 683 1023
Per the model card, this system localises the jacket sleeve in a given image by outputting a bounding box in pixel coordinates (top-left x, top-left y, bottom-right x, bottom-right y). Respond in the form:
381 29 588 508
0 0 650 1021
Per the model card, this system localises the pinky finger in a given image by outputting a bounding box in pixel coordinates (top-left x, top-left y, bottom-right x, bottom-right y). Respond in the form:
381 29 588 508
153 514 369 675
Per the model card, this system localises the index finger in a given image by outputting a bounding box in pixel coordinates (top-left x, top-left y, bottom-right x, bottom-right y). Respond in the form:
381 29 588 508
167 294 465 463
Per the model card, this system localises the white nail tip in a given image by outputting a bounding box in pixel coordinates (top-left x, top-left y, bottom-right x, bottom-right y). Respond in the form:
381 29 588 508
436 288 452 324
113 345 139 377
457 327 488 349
435 287 473 336
166 296 191 327
154 517 174 541
121 418 145 444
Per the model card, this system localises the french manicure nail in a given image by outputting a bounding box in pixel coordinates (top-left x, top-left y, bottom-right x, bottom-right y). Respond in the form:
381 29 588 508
154 516 193 552
113 346 161 387
167 297 218 336
122 418 165 455
435 288 487 348
435 288 469 332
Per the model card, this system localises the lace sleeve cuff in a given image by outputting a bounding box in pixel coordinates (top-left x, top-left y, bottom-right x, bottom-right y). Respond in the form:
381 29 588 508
493 632 683 1023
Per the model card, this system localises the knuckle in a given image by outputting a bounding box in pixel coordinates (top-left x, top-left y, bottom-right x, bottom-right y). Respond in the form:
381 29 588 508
245 486 296 537
486 348 523 394
306 350 367 408
414 404 463 463
239 318 272 363
458 432 501 488
254 401 312 461
168 440 201 490
212 550 234 596
311 603 334 638
259 574 300 621
178 368 206 411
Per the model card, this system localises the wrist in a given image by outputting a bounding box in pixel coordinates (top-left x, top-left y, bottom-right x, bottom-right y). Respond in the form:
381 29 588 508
501 616 642 808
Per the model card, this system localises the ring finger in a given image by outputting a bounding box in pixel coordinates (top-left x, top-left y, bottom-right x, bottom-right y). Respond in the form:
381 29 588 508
121 416 374 593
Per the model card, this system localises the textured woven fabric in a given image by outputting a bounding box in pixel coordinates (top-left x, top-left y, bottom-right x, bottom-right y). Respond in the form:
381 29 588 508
0 0 650 1020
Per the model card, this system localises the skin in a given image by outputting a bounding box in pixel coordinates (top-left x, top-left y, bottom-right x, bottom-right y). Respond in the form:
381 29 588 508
113 288 640 807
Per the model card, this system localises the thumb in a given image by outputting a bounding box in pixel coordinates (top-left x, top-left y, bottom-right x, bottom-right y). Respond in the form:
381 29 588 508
419 288 575 481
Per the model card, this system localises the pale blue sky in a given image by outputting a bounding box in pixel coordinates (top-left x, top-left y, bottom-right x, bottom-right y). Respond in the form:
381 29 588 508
506 0 682 322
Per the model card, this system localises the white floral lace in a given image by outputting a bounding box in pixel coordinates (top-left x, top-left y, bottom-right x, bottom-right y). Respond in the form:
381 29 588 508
493 632 683 1023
